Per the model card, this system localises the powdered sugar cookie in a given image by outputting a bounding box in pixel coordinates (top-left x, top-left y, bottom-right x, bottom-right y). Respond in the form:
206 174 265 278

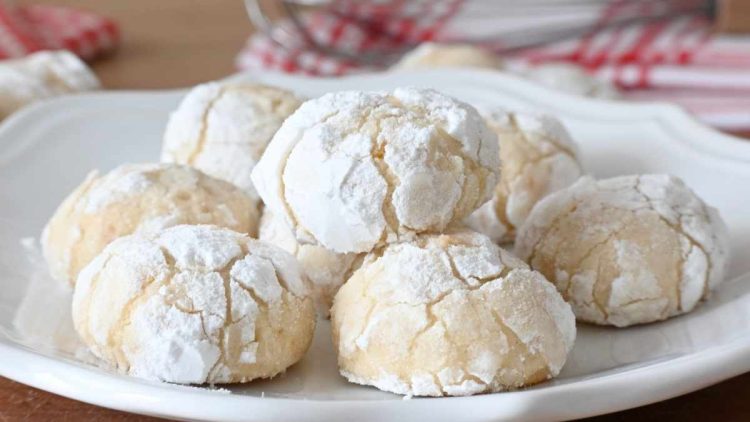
0 50 99 119
252 87 500 254
391 43 503 70
161 82 302 202
42 163 259 285
466 110 583 243
72 225 315 384
332 229 575 396
523 63 620 99
259 209 362 317
515 175 730 327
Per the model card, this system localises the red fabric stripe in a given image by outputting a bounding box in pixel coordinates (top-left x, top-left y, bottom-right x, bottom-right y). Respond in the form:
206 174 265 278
327 13 349 45
0 5 41 57
619 21 667 64
26 5 118 58
587 27 624 68
570 0 626 63
684 22 712 65
674 16 705 64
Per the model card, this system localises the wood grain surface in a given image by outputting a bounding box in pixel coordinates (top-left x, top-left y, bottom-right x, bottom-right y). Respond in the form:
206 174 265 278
2 0 749 420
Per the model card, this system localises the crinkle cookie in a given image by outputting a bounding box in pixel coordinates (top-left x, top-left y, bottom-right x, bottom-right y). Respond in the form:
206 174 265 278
391 43 503 70
523 63 620 99
43 163 259 285
515 175 730 327
161 82 302 201
259 209 363 317
0 50 99 119
72 225 315 384
252 87 500 253
466 110 583 243
332 229 575 397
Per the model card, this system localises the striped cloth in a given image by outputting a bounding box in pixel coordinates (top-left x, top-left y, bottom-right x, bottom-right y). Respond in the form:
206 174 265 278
236 1 750 130
0 2 118 60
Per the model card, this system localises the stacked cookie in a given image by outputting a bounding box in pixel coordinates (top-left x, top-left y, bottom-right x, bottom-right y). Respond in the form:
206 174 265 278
43 83 315 385
41 79 729 397
249 88 576 396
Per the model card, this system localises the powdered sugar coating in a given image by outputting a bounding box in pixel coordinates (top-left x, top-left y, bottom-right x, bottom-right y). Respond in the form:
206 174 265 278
0 50 99 119
251 88 500 253
466 110 583 243
42 163 260 285
161 82 302 201
259 209 362 317
84 165 157 213
515 175 730 327
522 63 620 99
72 225 315 384
331 228 575 397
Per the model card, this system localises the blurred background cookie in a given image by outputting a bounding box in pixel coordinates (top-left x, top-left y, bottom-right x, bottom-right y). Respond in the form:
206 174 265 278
162 82 302 203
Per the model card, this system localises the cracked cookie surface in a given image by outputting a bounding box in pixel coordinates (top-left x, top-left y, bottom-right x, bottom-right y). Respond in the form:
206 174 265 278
259 209 363 318
251 88 500 254
72 224 315 384
331 228 575 396
515 175 730 327
42 163 260 285
465 110 583 243
161 82 302 202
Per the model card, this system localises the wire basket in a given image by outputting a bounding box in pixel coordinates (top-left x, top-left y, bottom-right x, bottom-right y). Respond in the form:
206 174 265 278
245 0 714 65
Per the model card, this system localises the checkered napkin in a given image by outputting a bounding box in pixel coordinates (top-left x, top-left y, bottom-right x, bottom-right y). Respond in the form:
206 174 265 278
238 0 462 75
0 2 118 60
236 0 750 130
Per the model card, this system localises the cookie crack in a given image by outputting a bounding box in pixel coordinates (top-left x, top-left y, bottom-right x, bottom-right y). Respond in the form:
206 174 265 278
614 296 668 309
444 296 489 393
508 113 577 159
632 176 712 308
233 280 269 309
435 127 490 227
365 109 402 240
188 86 227 165
489 308 550 385
278 109 342 244
525 200 579 268
406 303 439 360
109 270 168 374
566 216 634 322
444 249 507 289
208 253 248 381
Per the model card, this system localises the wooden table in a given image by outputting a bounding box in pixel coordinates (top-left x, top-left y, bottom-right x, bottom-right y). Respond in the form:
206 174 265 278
2 0 749 420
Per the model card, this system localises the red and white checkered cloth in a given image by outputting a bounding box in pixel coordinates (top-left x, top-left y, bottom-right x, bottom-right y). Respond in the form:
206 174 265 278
236 0 750 130
0 2 118 61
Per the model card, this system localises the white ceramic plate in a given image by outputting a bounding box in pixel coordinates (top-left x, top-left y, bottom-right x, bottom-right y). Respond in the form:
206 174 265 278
1 69 750 422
